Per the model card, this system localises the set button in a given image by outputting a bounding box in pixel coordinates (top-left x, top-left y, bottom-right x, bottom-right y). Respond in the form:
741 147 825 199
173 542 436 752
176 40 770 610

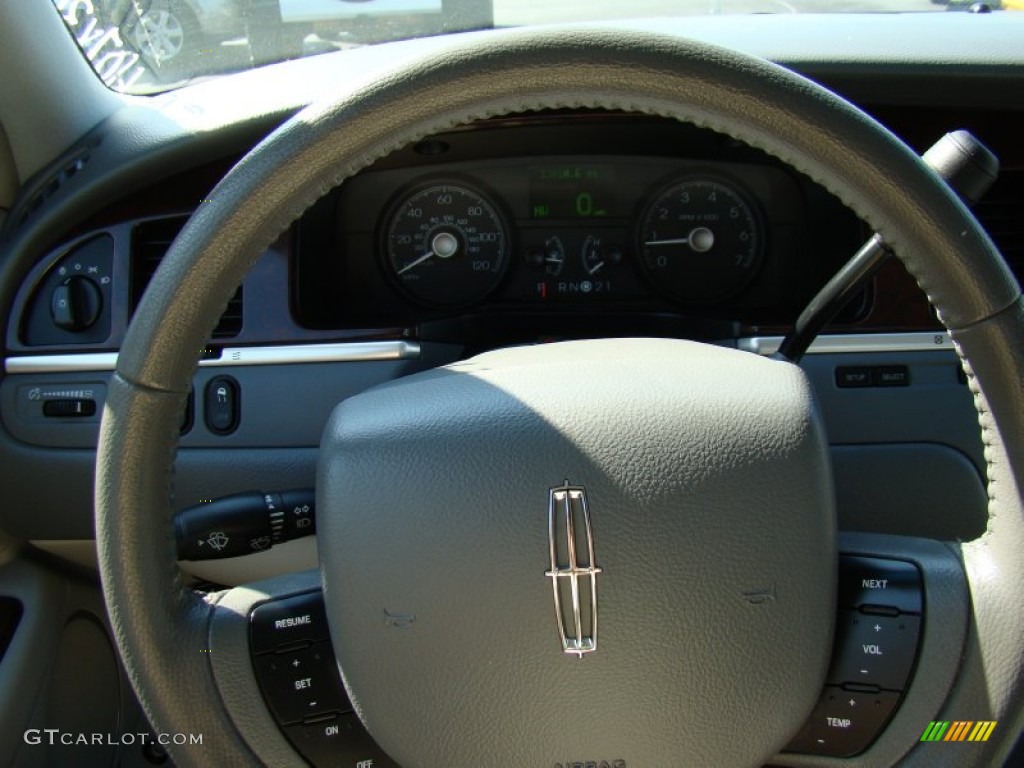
253 643 351 724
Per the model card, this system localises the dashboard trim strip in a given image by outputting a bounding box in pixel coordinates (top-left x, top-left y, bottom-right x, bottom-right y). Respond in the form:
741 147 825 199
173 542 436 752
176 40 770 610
737 331 953 356
4 333 953 374
4 341 421 374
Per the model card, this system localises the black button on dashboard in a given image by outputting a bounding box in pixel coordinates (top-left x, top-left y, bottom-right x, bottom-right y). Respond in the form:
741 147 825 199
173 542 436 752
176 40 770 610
828 611 920 690
838 556 922 614
835 367 873 388
873 365 909 387
250 592 330 654
204 375 239 434
785 687 900 757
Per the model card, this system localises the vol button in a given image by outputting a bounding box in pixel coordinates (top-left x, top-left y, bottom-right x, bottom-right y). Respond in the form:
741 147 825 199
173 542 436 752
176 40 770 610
828 610 920 690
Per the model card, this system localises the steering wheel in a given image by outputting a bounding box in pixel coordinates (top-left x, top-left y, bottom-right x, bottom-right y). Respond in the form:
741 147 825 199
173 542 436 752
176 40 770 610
95 28 1024 767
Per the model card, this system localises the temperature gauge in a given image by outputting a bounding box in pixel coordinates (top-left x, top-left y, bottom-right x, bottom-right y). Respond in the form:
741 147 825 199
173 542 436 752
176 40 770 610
581 235 623 277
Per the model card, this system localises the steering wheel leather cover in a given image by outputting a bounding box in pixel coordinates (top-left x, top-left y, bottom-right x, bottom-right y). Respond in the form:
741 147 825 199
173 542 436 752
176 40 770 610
95 28 1024 767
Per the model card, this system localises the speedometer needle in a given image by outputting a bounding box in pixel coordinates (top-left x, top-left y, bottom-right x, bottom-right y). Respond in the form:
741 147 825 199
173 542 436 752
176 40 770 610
397 250 435 275
397 231 460 275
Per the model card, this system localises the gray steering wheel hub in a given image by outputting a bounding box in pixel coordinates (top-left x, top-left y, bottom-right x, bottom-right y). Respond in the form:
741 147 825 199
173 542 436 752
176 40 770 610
319 338 834 766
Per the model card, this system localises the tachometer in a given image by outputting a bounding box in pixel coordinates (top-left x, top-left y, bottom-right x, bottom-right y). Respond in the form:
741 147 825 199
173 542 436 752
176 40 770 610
383 182 509 306
636 178 762 303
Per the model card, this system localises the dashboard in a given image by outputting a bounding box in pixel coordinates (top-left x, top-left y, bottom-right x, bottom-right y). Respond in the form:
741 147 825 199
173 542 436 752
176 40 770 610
1 11 1024 767
1 102 1013 547
0 13 1018 588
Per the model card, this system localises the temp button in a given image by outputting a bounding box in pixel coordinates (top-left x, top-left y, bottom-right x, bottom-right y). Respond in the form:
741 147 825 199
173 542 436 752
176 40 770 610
785 687 900 757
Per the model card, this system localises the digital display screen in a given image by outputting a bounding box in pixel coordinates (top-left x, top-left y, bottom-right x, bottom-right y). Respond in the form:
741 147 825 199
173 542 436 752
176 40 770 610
529 166 616 219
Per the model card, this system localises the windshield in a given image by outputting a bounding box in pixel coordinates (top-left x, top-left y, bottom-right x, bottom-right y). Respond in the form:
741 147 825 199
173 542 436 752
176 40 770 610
53 0 1002 94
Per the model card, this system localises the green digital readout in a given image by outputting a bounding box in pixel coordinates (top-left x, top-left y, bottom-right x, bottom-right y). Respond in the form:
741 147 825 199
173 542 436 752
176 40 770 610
529 166 614 219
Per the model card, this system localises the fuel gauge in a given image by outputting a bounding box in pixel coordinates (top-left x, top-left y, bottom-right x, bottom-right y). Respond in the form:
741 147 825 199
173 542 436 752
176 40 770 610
543 236 566 277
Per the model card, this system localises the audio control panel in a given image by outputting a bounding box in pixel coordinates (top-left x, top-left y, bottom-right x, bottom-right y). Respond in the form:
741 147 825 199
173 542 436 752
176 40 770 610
785 555 923 757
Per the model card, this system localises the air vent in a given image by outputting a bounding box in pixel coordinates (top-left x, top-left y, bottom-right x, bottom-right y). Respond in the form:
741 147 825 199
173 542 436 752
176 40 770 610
15 149 91 229
974 168 1024 279
131 217 243 339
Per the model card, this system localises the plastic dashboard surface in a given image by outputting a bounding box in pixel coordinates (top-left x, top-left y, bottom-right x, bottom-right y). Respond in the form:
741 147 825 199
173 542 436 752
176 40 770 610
1 56 1020 545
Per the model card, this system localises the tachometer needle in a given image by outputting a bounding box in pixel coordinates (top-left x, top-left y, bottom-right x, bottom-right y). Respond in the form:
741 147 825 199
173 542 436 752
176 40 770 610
645 237 691 246
645 227 715 253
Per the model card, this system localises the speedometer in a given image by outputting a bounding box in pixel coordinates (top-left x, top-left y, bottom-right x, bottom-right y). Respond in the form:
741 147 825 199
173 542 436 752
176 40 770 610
383 181 509 307
636 178 763 304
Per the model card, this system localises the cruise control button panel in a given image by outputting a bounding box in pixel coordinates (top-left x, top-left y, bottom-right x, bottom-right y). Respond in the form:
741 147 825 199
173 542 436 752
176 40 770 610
250 591 398 768
785 555 923 758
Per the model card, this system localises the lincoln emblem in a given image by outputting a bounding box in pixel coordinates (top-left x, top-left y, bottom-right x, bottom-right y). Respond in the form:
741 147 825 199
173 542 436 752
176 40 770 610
545 481 602 657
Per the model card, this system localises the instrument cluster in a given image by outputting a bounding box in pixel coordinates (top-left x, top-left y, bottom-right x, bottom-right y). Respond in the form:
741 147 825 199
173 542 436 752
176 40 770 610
293 120 863 332
380 168 766 308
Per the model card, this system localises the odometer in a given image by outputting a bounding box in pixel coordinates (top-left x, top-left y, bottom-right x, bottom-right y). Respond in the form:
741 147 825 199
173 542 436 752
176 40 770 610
383 182 509 307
